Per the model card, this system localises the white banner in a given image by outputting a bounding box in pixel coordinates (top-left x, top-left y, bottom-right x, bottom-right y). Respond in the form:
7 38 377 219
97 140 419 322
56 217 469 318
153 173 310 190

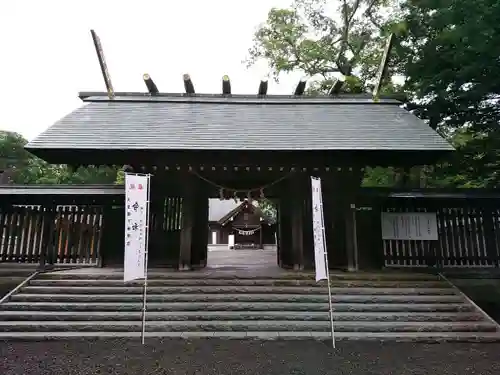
124 174 149 282
381 212 438 241
311 177 328 282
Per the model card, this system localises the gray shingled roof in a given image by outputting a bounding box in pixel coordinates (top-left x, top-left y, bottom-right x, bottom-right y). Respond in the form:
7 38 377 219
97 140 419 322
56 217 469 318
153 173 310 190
208 198 241 222
26 94 453 151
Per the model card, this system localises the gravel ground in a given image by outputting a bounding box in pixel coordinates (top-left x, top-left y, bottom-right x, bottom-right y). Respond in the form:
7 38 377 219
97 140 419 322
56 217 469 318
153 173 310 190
1 339 499 375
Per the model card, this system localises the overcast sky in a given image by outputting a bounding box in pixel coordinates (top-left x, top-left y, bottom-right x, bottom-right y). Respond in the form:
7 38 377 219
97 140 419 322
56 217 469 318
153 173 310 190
0 0 303 140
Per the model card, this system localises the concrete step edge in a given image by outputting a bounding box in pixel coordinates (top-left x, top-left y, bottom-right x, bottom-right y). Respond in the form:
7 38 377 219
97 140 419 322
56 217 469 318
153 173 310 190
0 302 473 312
0 311 482 318
37 273 442 281
0 331 499 342
21 286 458 295
32 280 449 287
12 296 463 301
0 320 495 328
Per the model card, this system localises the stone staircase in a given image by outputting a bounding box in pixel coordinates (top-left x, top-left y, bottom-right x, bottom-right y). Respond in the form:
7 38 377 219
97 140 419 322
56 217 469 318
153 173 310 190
0 269 499 341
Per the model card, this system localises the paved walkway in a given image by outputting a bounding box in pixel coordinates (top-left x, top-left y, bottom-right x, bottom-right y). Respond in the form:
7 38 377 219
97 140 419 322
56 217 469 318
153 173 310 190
49 249 289 278
207 248 278 270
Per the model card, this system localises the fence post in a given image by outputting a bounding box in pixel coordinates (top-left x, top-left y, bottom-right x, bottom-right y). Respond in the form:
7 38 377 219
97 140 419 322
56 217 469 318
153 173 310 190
38 205 57 270
483 207 500 268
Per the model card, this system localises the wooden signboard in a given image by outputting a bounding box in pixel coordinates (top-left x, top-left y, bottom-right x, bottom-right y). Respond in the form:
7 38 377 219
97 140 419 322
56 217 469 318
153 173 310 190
381 212 438 241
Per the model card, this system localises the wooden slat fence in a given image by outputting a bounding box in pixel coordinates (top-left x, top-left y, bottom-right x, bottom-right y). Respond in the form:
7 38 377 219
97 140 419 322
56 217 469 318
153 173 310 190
382 202 500 268
0 205 104 264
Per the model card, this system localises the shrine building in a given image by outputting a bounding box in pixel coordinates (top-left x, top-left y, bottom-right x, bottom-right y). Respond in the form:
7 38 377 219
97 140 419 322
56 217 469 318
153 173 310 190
24 82 453 271
208 198 276 249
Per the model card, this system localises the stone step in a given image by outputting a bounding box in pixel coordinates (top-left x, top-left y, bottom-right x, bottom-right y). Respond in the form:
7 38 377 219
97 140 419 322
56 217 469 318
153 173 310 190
0 320 496 333
29 278 450 288
0 301 474 312
10 293 465 303
37 271 441 281
0 330 499 342
0 310 485 322
21 286 458 296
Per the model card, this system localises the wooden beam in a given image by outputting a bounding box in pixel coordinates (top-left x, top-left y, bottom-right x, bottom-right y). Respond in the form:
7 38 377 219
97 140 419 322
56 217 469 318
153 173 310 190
328 77 345 96
258 80 268 96
222 75 231 95
183 74 195 94
294 79 307 96
373 33 395 101
143 74 159 95
89 30 114 99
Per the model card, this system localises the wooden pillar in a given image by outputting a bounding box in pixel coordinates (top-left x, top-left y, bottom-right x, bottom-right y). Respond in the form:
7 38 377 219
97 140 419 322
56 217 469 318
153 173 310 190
178 173 209 270
146 177 160 266
302 175 314 269
343 168 364 271
259 223 263 249
179 173 194 270
345 203 358 271
275 208 282 267
290 174 305 270
321 177 345 269
321 168 363 271
99 203 125 268
356 199 385 270
277 181 293 269
191 183 209 269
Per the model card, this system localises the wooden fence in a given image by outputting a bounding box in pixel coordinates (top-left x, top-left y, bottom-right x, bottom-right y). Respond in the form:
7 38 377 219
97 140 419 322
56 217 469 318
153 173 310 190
0 205 104 264
381 202 500 268
3 191 500 270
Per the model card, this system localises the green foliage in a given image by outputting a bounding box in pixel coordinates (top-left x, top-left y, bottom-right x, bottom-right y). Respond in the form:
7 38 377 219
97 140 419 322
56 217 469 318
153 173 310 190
362 167 397 187
0 131 119 185
258 198 277 224
398 0 500 187
399 0 500 131
0 131 36 183
115 170 125 185
247 0 403 89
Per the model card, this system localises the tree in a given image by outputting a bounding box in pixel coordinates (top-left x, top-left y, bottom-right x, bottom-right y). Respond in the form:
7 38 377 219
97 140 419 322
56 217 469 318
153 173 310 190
247 0 403 91
0 131 119 185
258 198 278 224
115 169 125 185
0 131 35 183
399 0 500 187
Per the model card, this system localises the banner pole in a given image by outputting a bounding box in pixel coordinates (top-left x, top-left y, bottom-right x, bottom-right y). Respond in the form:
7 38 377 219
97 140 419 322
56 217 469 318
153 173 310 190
141 174 151 345
317 178 335 349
